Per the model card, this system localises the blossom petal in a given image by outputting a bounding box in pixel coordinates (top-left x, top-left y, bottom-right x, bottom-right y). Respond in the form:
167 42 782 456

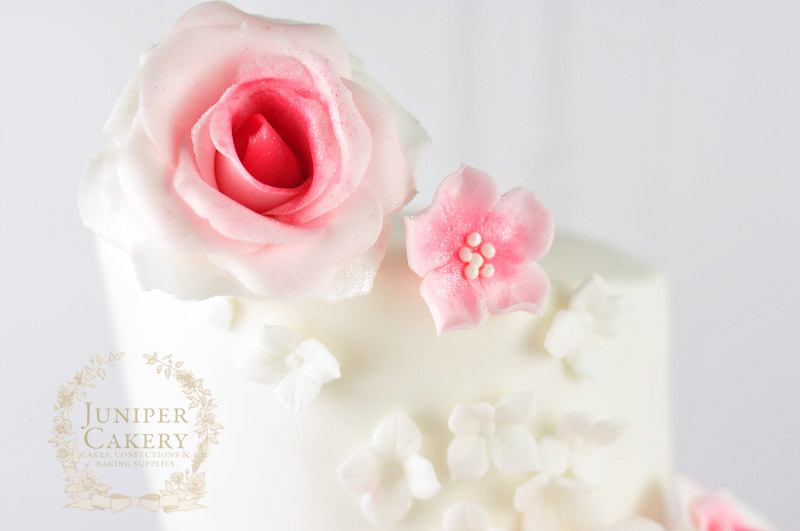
273 370 321 412
336 447 382 495
494 391 536 426
566 337 601 379
296 338 341 385
361 478 413 527
538 436 569 477
447 435 490 480
585 419 626 446
442 502 492 531
482 261 550 316
569 273 611 314
556 412 594 441
592 295 635 338
480 186 554 265
544 309 591 360
256 325 303 353
420 262 489 335
513 474 551 513
405 165 500 277
448 403 495 436
235 347 289 385
403 453 441 499
552 478 604 530
372 412 422 463
489 426 539 474
569 442 602 485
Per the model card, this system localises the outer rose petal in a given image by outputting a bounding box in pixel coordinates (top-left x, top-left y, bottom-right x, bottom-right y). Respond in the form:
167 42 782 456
372 412 423 464
494 391 536 426
402 453 441 499
447 435 490 480
361 478 413 527
337 447 383 495
273 369 321 412
481 186 554 265
405 165 501 277
442 502 493 531
448 403 496 436
208 184 383 300
481 261 550 315
489 425 539 474
420 262 489 335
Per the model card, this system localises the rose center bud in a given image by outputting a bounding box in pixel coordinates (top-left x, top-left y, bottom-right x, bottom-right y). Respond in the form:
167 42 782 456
233 113 307 189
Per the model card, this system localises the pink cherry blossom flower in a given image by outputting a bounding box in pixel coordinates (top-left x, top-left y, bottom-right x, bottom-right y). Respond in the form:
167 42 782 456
404 165 554 335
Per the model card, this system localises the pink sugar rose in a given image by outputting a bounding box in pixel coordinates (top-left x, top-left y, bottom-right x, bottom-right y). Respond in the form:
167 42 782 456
689 495 765 531
80 1 428 301
404 165 554 335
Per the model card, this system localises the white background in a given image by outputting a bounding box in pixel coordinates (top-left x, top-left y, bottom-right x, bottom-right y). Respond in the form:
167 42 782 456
1 1 797 529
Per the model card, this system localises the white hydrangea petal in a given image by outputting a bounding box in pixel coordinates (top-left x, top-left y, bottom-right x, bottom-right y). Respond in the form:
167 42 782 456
489 426 539 474
514 474 551 513
337 447 383 495
592 295 634 337
448 403 496 436
556 412 594 441
544 309 589 360
569 273 610 314
273 370 321 413
585 418 626 445
361 477 413 527
372 411 422 463
197 296 236 329
566 335 601 379
553 481 604 530
403 453 441 499
494 391 536 426
603 518 666 531
258 325 303 353
538 436 569 476
568 442 602 486
296 338 341 385
448 435 490 480
520 509 562 531
235 347 289 384
442 501 492 531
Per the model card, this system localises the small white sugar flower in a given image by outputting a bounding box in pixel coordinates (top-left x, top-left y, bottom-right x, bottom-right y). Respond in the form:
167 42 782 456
337 411 441 527
514 474 603 531
447 391 538 480
538 412 626 485
236 325 340 413
436 502 509 531
544 273 634 378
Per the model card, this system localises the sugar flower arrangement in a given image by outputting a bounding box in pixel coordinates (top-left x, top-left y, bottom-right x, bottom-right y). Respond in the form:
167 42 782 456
80 1 428 302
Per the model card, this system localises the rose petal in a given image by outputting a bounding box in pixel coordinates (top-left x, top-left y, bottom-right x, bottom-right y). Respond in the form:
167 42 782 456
372 412 422 464
544 309 592 360
296 338 340 385
402 453 440 499
481 261 550 316
538 436 569 477
442 502 493 531
480 186 554 265
273 369 321 412
361 477 413 527
448 403 496 436
447 435 490 480
489 425 538 474
207 183 383 300
336 447 382 495
494 391 536 426
420 262 489 335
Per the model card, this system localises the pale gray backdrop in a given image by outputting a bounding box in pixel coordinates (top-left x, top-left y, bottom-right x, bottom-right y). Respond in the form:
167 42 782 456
1 1 797 529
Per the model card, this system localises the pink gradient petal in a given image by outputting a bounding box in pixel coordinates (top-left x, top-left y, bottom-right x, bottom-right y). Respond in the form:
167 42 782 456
345 79 415 213
482 261 550 316
691 496 762 531
405 165 501 277
207 183 383 300
171 2 351 77
420 262 488 335
480 187 554 266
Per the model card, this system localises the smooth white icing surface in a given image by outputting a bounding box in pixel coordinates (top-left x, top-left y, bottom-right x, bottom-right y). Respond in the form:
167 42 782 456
96 228 671 530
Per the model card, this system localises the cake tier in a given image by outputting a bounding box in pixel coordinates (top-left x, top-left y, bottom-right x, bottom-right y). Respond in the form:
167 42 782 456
97 229 672 530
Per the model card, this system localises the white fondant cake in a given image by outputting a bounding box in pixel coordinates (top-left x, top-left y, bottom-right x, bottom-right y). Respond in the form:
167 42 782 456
97 228 671 530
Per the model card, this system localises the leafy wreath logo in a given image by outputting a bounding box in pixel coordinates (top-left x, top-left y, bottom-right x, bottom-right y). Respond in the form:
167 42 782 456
48 352 223 512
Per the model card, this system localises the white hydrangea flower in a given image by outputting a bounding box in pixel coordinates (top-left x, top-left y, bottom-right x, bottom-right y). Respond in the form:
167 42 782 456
544 273 634 378
538 412 626 485
337 411 441 526
447 391 538 480
514 474 604 531
196 296 237 329
236 325 340 413
603 518 667 531
436 502 509 531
